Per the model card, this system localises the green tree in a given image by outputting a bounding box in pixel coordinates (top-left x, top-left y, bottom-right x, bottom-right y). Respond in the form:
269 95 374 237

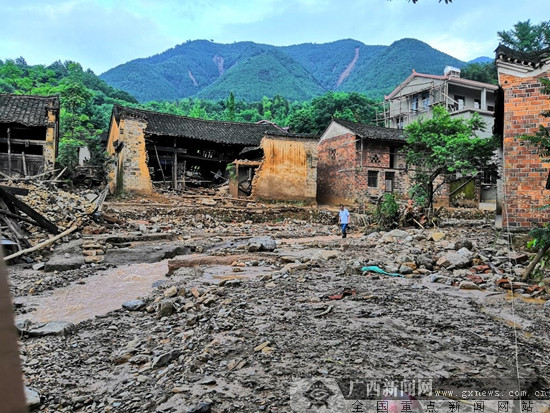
225 91 236 121
404 105 497 213
460 62 498 85
498 20 550 52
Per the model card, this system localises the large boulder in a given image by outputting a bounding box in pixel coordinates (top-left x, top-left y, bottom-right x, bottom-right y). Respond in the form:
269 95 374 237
247 236 276 252
436 247 473 269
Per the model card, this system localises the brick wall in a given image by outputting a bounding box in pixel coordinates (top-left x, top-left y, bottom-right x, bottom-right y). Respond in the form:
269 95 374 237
500 72 550 228
317 133 409 206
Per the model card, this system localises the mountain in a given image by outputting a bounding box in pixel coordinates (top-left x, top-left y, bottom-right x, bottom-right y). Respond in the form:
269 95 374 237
100 38 468 102
468 56 493 64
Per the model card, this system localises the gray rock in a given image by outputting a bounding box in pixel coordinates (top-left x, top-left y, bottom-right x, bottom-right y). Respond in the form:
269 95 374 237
157 300 175 317
416 254 435 270
247 236 277 251
398 264 413 275
25 386 41 409
459 281 480 290
152 350 182 368
186 402 212 413
247 243 261 252
454 239 474 251
437 248 473 269
122 299 146 311
27 321 76 337
32 262 45 271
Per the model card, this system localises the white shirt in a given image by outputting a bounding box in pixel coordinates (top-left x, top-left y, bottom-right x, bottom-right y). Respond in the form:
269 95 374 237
339 208 350 224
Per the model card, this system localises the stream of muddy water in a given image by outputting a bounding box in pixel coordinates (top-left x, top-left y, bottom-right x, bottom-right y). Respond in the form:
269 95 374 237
17 261 170 324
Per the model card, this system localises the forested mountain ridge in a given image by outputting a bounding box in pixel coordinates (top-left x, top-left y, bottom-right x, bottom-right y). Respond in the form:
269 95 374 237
100 38 469 102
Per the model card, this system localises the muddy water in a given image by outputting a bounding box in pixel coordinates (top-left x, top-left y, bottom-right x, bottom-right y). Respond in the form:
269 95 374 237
18 260 169 324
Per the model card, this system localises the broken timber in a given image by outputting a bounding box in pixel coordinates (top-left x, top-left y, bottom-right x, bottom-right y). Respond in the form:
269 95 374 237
3 225 78 262
0 186 59 235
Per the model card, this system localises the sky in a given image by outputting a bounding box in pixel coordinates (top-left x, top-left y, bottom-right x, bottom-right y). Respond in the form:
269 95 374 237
0 0 548 75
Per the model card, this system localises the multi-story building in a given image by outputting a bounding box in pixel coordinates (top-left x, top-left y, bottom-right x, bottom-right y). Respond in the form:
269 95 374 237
384 67 498 138
384 67 500 208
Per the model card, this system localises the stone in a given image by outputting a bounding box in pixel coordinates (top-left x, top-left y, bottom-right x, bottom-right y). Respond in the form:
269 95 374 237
157 300 175 317
164 286 178 298
247 236 277 251
398 264 413 275
429 232 446 242
122 299 146 311
27 321 76 337
310 250 339 262
454 239 474 251
459 281 480 290
25 386 41 409
185 402 212 413
152 350 182 368
32 262 45 271
416 254 435 270
247 243 261 252
437 248 473 269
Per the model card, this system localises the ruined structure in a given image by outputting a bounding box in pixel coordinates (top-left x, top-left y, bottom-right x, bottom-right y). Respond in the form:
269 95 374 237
496 45 550 228
317 119 406 206
106 105 281 194
0 94 59 177
230 133 318 203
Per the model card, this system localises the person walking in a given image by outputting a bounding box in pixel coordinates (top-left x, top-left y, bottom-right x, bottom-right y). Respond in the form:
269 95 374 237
338 204 350 238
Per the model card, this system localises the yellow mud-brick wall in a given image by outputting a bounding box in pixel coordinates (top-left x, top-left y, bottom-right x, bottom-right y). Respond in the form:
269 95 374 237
252 137 317 203
106 116 153 194
43 107 58 171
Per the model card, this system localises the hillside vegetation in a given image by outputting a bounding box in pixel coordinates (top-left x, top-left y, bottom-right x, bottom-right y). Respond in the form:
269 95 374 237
100 38 470 102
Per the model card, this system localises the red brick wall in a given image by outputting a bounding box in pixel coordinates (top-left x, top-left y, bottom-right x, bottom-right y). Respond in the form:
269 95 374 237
500 72 550 228
317 133 409 205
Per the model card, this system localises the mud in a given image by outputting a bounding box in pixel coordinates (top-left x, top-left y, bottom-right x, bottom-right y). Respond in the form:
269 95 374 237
7 198 550 412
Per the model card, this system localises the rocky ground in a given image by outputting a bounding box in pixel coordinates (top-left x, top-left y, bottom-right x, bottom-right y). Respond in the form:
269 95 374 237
6 192 550 413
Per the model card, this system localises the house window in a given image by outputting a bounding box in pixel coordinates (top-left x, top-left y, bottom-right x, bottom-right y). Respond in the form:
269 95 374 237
385 172 395 193
370 154 381 164
396 116 404 129
422 92 430 111
389 148 398 169
368 171 378 188
329 148 336 160
411 95 419 113
474 99 481 109
454 95 465 111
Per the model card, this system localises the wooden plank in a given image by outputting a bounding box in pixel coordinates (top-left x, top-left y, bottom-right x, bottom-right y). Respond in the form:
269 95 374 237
4 225 77 261
0 138 47 146
0 186 28 196
0 186 59 234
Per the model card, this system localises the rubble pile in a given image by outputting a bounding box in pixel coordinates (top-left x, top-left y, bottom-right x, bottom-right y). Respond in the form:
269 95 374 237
5 196 550 412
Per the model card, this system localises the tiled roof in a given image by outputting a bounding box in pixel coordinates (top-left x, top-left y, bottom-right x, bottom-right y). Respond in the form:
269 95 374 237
333 119 405 142
0 94 59 127
113 105 283 146
496 44 550 68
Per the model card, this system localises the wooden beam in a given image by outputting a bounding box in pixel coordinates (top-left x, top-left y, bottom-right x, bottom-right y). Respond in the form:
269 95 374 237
0 138 47 146
4 225 77 261
0 186 59 234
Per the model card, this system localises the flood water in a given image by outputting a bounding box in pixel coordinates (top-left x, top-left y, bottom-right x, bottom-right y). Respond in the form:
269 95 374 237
18 260 169 324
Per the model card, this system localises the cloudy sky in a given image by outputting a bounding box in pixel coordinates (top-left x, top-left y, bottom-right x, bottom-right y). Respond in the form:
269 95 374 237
1 0 548 75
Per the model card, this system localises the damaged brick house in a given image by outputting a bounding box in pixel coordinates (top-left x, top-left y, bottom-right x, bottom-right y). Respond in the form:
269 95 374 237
384 68 499 208
317 118 406 206
495 45 550 228
0 94 59 177
106 105 282 194
230 132 318 203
